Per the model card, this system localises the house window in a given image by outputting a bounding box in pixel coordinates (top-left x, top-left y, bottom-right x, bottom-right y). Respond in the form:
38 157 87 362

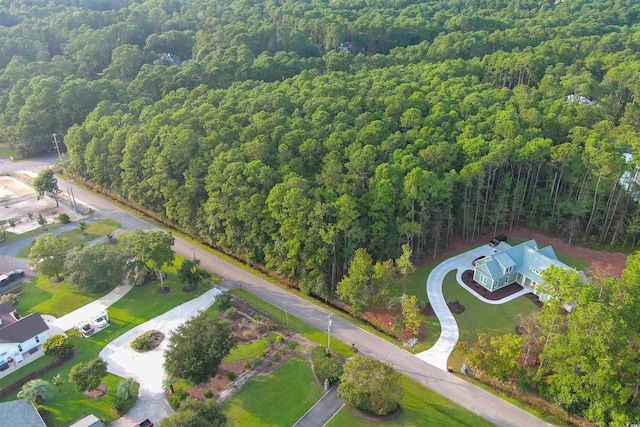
531 267 540 275
17 345 22 352
35 336 39 343
505 277 509 284
505 266 512 273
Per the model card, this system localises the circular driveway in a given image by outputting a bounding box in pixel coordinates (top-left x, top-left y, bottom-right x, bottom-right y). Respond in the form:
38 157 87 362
101 288 222 427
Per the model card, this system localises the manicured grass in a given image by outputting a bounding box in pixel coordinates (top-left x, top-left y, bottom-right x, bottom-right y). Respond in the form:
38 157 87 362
225 334 275 363
441 270 539 369
327 375 494 427
18 275 113 317
0 225 63 247
223 357 323 426
15 219 120 258
230 289 357 358
2 262 208 425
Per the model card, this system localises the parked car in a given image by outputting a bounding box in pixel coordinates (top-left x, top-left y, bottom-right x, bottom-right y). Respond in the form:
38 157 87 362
76 322 94 338
489 234 507 247
134 419 153 427
93 314 109 329
0 269 25 287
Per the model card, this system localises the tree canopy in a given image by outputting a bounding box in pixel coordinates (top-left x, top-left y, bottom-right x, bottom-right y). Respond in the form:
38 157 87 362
338 356 403 416
69 358 108 392
164 311 236 384
28 233 68 280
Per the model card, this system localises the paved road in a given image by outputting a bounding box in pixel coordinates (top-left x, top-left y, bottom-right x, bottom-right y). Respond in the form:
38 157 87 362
58 181 549 427
0 163 550 426
293 385 344 427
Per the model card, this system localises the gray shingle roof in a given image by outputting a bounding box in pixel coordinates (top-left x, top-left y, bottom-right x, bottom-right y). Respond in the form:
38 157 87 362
0 312 48 344
0 400 46 427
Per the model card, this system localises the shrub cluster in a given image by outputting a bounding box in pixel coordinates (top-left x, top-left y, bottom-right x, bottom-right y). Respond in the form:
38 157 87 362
312 346 344 385
130 331 155 352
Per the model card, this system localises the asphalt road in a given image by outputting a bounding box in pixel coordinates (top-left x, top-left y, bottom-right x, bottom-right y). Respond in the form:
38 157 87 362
0 159 550 427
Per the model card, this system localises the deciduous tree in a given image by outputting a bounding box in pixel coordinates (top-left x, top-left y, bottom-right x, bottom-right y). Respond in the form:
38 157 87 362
69 358 108 392
164 311 236 384
28 233 68 280
33 169 60 207
338 356 403 416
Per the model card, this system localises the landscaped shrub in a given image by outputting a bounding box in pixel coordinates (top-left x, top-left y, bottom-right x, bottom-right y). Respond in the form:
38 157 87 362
169 389 189 408
226 372 236 381
215 292 232 310
252 321 269 333
288 340 298 350
130 331 154 351
0 292 20 306
243 361 251 369
253 357 261 366
224 307 239 320
242 330 252 338
111 397 128 415
43 334 73 359
312 346 344 385
58 213 70 224
273 353 281 362
204 389 213 398
276 335 285 343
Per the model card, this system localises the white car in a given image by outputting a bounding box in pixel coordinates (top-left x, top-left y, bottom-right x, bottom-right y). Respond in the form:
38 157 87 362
93 315 109 329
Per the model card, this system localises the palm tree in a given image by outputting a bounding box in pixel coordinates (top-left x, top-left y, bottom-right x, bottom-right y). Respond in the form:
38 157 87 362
17 379 53 404
117 377 136 400
178 258 211 291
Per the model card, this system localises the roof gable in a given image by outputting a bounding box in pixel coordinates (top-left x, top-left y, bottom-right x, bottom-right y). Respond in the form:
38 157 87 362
0 313 48 344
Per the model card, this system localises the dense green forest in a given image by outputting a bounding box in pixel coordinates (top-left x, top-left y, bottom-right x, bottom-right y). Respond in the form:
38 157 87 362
3 0 640 287
3 0 640 424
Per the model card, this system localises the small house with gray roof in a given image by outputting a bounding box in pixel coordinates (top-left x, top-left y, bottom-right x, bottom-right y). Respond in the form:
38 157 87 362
0 303 49 370
0 400 46 427
472 240 585 302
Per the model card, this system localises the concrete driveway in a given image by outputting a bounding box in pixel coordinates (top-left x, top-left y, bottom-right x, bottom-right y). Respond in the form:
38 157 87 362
416 245 531 370
101 287 222 427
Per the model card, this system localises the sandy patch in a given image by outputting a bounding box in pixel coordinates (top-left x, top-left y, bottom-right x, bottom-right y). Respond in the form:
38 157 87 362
0 176 82 233
0 176 35 199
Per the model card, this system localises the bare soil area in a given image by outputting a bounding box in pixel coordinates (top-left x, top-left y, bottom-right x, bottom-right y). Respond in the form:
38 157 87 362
0 175 82 233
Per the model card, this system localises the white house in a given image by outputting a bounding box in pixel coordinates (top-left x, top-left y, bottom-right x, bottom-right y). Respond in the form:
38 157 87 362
0 303 49 370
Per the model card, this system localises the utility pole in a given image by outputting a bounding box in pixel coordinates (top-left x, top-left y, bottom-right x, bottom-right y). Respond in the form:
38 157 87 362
52 133 61 159
327 313 332 354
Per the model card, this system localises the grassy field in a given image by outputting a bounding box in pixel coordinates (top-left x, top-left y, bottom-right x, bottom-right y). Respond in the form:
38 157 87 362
0 143 14 159
1 262 209 425
223 357 323 426
327 375 494 427
0 224 63 247
225 334 276 363
230 289 357 358
16 219 120 258
18 275 113 317
442 270 539 369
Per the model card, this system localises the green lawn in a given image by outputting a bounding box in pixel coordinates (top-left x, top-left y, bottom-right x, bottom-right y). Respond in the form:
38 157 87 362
230 289 357 358
223 357 323 426
1 263 209 425
18 275 113 317
225 334 275 363
0 143 14 158
16 219 120 258
0 225 63 247
441 270 539 369
327 375 494 427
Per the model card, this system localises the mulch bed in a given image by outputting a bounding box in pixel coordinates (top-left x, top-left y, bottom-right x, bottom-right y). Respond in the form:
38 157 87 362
460 270 525 301
140 331 164 352
83 383 108 399
421 302 465 316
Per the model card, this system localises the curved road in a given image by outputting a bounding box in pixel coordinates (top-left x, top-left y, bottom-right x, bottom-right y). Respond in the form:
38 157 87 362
0 159 550 426
62 180 550 427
